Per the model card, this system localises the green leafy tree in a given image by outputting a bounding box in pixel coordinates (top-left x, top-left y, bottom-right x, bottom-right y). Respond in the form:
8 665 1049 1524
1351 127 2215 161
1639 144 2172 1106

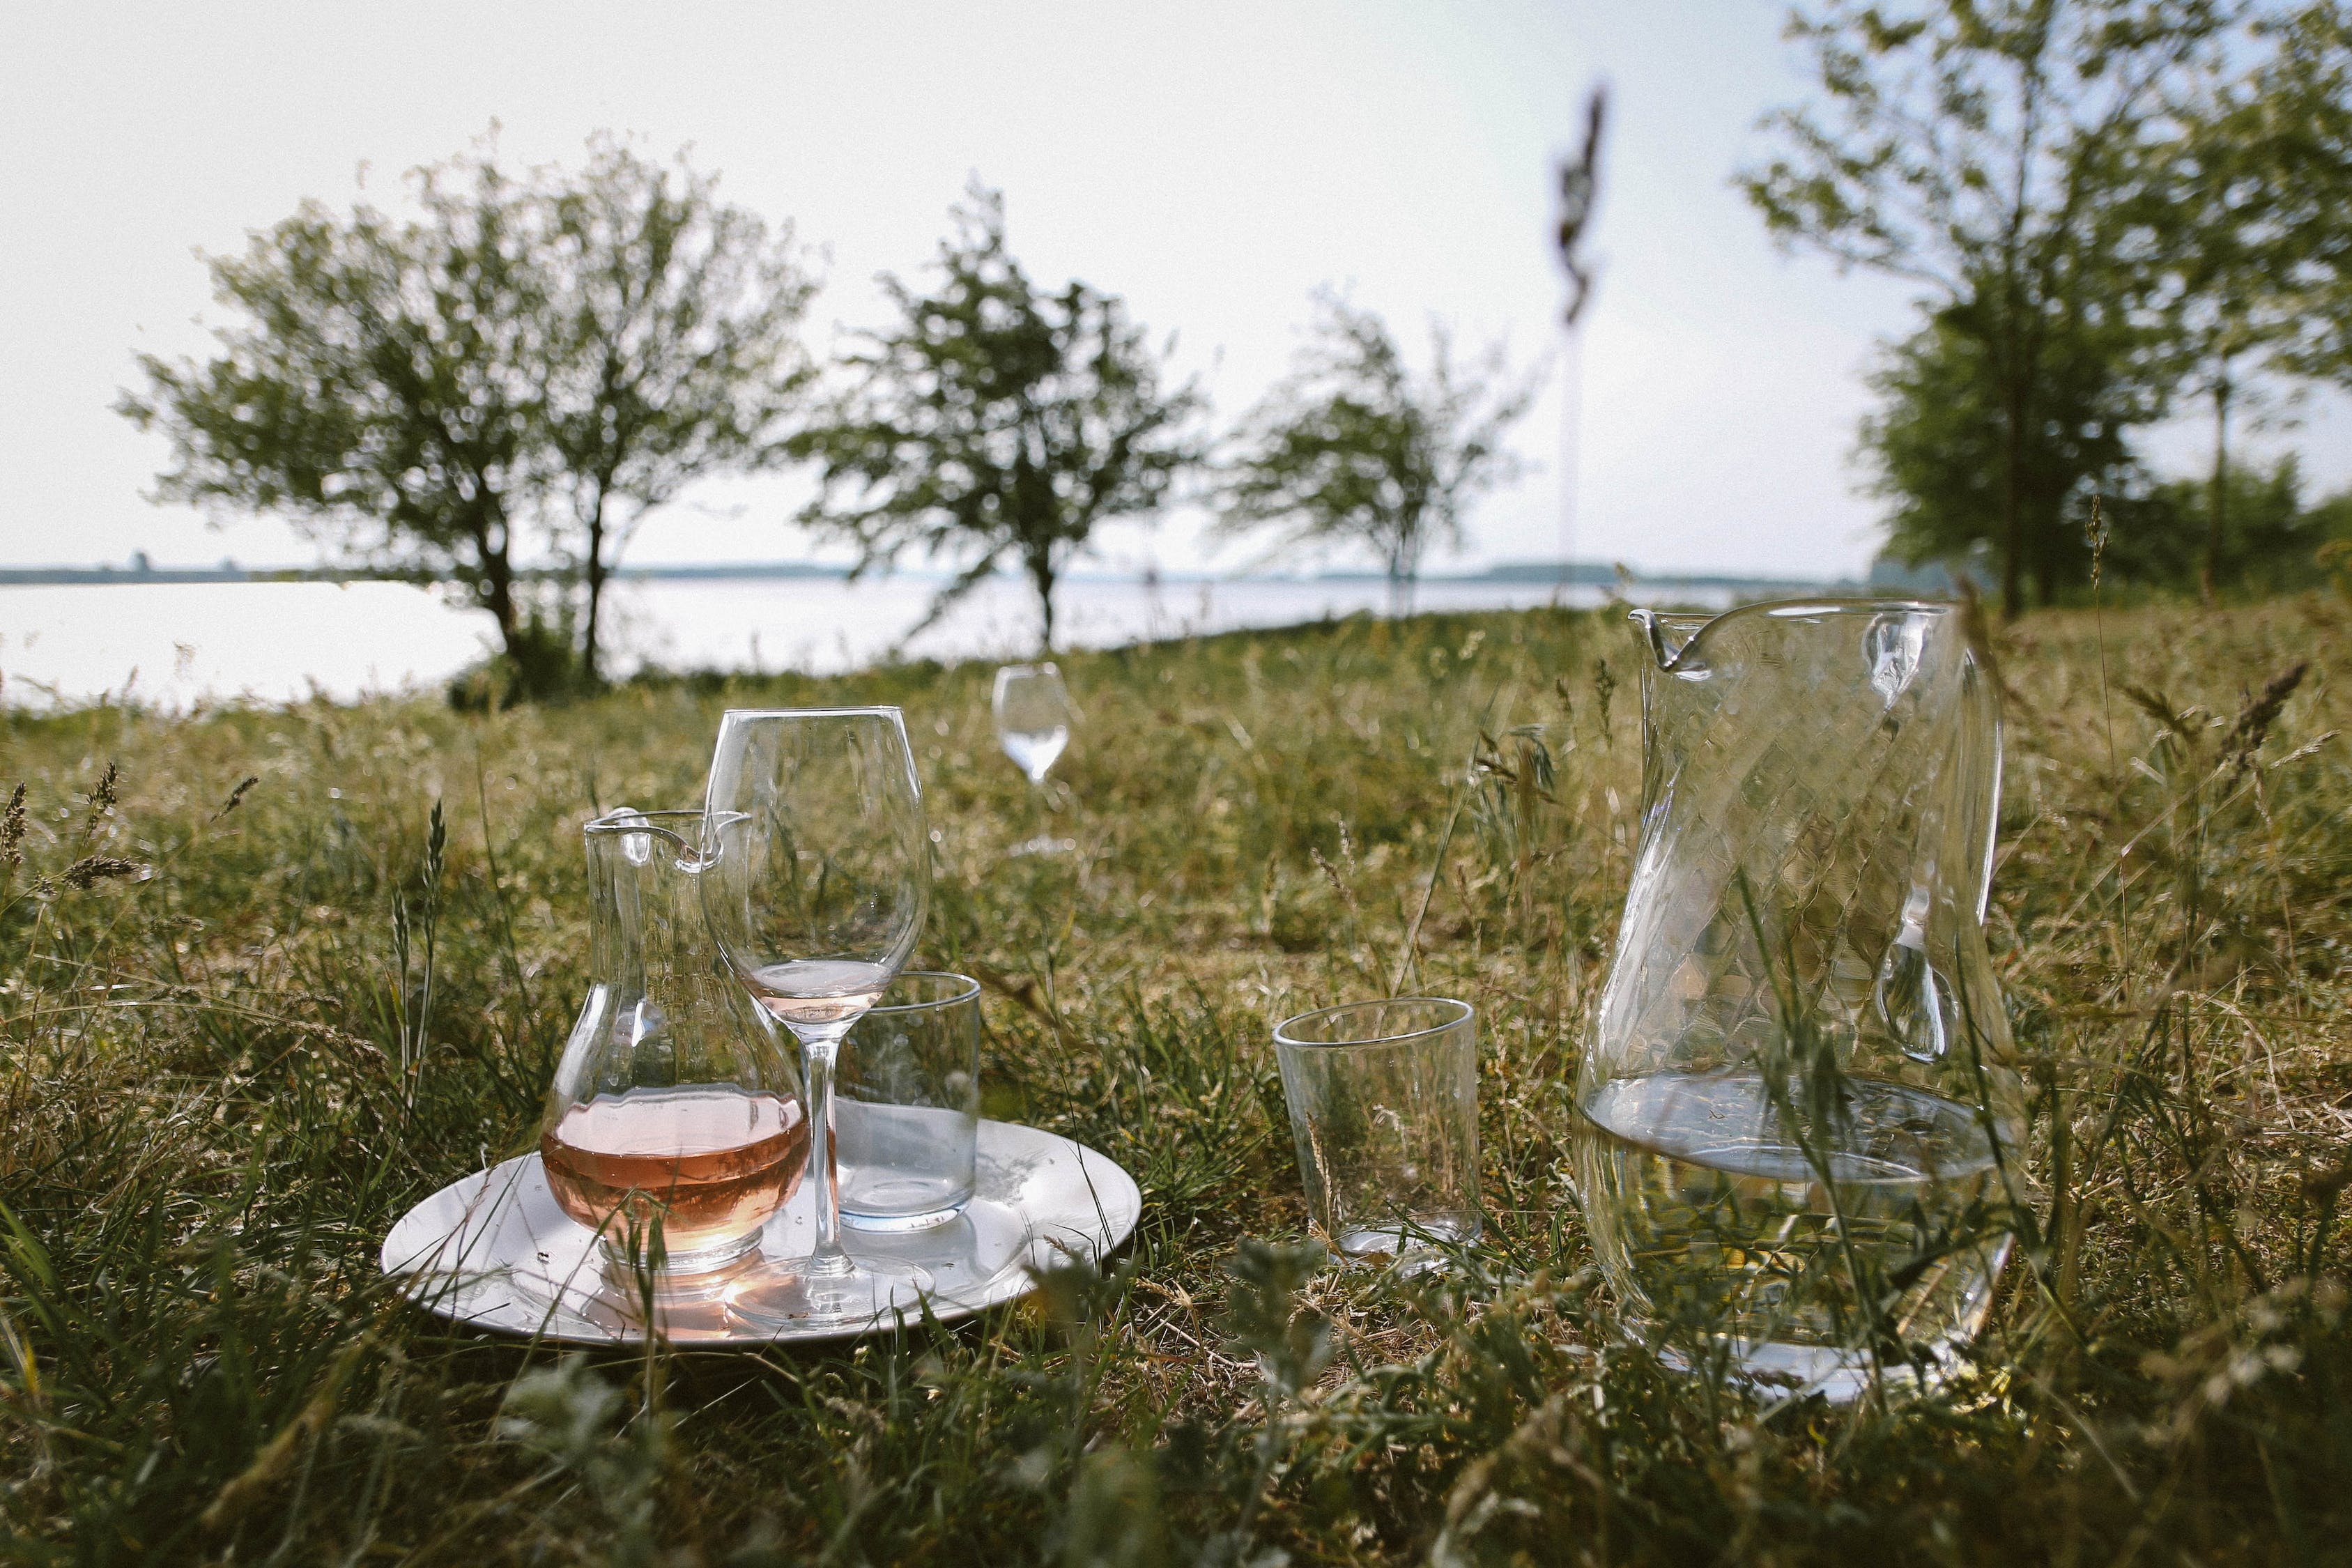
538 142 818 683
1742 0 2237 617
2126 120 2282 603
2109 454 2344 591
2119 6 2351 603
1873 299 2346 596
122 155 551 679
1218 293 1538 616
1863 302 2155 599
790 186 1205 652
120 134 815 693
2092 3 2352 602
2236 2 2352 385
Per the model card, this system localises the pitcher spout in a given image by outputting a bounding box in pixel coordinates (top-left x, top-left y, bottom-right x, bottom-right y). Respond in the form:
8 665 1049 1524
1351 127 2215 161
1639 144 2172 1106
1629 606 1716 675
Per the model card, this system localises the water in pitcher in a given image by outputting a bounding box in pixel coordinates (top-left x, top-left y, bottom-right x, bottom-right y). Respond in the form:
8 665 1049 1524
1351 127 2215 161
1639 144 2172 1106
1575 1070 2013 1398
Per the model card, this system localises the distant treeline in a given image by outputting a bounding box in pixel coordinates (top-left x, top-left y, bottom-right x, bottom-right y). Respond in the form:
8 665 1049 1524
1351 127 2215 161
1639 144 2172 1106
0 558 1845 594
118 152 1539 700
109 3 2352 702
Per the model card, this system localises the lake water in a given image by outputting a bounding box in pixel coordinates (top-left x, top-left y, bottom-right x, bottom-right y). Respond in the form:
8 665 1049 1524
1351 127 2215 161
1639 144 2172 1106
0 572 1724 709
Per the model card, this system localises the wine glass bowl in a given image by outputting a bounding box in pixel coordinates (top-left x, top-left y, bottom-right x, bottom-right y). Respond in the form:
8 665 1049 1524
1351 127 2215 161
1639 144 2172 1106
700 707 935 1327
992 663 1073 785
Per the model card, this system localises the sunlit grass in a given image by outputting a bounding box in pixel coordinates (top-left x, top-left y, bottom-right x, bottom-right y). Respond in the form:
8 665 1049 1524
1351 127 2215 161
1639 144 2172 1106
2 597 2347 1563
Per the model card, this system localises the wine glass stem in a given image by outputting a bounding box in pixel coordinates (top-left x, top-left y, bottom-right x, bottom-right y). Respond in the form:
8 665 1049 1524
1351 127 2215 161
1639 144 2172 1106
794 1030 853 1279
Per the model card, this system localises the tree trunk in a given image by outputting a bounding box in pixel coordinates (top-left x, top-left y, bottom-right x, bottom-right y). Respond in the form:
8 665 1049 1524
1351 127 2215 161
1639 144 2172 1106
1999 375 2028 622
2201 373 2231 608
475 510 523 660
581 488 610 687
1029 549 1058 654
1390 528 1419 618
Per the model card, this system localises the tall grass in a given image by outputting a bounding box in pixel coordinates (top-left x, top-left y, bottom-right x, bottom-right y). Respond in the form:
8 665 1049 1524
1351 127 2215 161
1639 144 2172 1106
0 598 2346 1564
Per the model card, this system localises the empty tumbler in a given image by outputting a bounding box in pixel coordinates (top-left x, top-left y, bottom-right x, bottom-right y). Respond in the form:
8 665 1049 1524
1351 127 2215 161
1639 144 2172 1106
836 971 983 1229
1273 997 1480 1263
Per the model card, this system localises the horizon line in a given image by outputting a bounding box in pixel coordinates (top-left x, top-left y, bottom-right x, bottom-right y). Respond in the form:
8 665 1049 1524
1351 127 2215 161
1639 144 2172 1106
0 555 1889 590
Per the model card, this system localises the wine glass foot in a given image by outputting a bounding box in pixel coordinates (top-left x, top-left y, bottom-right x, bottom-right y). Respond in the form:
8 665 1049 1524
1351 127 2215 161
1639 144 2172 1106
725 1259 936 1332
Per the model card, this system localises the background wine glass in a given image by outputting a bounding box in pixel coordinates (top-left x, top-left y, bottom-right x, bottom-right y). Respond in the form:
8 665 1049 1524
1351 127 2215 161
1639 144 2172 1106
700 706 934 1326
993 662 1075 854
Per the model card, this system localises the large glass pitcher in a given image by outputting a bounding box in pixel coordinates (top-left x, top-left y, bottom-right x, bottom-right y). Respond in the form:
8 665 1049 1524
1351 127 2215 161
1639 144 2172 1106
1573 600 2031 1399
537 809 807 1293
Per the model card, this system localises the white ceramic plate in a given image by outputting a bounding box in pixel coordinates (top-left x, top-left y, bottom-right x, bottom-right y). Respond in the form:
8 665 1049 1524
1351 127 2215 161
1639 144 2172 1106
379 1120 1142 1345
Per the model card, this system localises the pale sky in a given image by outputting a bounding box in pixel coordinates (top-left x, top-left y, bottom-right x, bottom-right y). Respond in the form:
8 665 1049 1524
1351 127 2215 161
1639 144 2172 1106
3 1 2344 581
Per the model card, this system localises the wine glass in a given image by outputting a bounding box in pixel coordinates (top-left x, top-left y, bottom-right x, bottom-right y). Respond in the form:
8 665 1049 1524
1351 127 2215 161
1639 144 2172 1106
700 707 934 1327
994 662 1074 854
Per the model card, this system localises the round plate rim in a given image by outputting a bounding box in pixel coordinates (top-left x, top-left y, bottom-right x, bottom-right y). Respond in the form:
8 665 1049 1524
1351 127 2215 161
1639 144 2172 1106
379 1118 1142 1346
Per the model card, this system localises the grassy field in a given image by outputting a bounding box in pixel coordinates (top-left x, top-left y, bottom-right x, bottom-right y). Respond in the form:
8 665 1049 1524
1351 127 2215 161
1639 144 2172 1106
2 596 2349 1565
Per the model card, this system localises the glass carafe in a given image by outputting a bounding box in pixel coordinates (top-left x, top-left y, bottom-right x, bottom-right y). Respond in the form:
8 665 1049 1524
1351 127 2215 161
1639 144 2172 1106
538 808 807 1293
1573 601 2031 1399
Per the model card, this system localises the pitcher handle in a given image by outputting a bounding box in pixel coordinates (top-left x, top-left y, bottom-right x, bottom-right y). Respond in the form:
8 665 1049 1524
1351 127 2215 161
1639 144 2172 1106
1958 650 2004 923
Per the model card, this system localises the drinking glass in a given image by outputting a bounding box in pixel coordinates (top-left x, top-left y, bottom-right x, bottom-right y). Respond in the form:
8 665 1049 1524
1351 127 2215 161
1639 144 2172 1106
701 707 934 1326
1273 998 1481 1266
838 971 983 1230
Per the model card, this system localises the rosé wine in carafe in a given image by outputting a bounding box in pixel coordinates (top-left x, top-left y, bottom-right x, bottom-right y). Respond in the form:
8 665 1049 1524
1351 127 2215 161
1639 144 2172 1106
537 809 804 1285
